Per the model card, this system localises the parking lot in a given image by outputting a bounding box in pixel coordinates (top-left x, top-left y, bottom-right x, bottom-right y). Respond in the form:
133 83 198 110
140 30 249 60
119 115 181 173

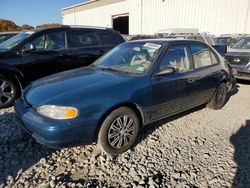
0 80 248 187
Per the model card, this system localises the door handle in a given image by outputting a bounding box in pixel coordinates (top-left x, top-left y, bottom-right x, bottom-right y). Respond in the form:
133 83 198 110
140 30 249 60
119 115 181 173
187 78 196 83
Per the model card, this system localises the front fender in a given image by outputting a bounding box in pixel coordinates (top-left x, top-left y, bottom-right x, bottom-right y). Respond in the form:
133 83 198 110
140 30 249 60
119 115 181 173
0 63 26 87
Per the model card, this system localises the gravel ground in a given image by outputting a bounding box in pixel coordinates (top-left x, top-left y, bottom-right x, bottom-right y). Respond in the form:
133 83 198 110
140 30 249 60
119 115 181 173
0 81 250 188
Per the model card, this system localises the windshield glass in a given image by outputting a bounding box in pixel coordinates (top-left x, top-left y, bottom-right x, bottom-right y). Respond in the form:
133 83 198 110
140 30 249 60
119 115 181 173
231 37 250 49
0 34 16 44
0 31 34 49
94 42 162 75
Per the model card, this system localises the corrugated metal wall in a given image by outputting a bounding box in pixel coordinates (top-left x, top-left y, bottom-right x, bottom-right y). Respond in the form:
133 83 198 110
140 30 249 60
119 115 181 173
62 0 250 35
141 0 250 35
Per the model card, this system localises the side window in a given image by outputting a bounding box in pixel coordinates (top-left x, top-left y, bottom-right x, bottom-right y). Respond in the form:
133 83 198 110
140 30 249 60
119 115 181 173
191 44 218 68
30 31 66 52
160 46 192 73
96 31 122 46
31 35 46 52
69 30 99 48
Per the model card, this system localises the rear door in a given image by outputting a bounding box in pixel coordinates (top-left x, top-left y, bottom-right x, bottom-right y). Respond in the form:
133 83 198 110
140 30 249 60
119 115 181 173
190 43 222 104
68 29 103 68
151 44 197 121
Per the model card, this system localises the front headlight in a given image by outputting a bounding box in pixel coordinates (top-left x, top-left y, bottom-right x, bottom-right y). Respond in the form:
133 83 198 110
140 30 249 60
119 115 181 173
37 105 78 120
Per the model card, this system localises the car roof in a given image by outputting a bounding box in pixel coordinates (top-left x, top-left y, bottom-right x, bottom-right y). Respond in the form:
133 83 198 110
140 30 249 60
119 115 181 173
240 35 250 38
215 36 232 38
126 39 207 45
156 28 199 34
29 25 113 33
0 31 20 35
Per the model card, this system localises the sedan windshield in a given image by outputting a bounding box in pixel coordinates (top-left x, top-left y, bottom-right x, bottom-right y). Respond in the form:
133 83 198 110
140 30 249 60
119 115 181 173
231 37 250 49
94 42 162 75
0 31 34 49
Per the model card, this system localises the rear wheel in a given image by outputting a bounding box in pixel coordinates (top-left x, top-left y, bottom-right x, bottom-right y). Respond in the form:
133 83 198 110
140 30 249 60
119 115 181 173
207 83 227 110
98 107 140 155
0 75 18 108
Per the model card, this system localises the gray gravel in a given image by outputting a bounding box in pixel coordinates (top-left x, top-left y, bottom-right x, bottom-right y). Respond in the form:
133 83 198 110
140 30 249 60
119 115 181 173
0 82 250 187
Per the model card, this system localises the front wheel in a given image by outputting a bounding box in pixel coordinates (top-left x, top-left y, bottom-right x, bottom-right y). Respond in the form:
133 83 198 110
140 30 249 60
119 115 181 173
0 75 17 109
97 107 140 155
207 83 227 110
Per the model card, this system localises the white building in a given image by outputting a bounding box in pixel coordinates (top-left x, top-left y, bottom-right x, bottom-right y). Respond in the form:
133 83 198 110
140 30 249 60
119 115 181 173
61 0 250 36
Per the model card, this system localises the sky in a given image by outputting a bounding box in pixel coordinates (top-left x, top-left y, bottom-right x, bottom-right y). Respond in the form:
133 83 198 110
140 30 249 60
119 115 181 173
0 0 87 27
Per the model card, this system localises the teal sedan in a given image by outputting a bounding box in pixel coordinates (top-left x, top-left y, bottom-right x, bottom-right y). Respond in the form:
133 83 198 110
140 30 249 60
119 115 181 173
15 40 235 155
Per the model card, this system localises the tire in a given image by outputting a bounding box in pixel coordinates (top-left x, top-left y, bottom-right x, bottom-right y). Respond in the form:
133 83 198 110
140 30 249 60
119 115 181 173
0 75 18 108
207 83 227 110
97 107 140 155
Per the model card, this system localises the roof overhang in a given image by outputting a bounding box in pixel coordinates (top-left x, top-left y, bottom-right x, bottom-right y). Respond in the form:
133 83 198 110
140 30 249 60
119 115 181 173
61 0 99 11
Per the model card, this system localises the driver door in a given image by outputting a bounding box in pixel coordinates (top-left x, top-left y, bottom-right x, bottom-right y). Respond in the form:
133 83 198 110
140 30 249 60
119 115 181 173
20 30 71 81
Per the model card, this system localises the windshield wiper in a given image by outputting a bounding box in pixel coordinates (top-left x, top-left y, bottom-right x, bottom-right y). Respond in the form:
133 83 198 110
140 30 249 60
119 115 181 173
99 67 120 72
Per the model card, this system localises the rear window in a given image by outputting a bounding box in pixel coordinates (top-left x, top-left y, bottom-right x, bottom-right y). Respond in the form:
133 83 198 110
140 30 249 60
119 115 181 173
95 31 124 46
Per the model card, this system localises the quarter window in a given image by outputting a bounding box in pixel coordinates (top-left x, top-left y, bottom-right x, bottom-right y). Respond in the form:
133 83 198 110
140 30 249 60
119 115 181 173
191 44 218 68
160 46 192 73
96 31 122 46
30 31 66 52
69 30 98 48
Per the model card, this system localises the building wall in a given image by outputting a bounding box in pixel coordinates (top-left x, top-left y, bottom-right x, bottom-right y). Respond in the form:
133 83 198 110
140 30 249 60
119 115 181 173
62 0 250 35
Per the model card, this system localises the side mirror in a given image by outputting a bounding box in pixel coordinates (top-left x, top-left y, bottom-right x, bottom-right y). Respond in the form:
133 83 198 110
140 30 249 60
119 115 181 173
22 43 36 53
154 67 175 77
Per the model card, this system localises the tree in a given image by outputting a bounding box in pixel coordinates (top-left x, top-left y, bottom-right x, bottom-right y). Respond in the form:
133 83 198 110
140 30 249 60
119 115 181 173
0 19 19 31
0 19 61 32
0 19 34 31
20 24 34 30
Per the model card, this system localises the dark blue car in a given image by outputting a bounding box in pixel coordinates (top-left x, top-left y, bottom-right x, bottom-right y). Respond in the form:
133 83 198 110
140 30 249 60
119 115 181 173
15 40 235 155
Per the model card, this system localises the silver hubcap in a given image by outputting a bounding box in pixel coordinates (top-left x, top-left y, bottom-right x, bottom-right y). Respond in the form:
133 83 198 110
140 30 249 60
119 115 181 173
108 115 135 149
0 79 14 106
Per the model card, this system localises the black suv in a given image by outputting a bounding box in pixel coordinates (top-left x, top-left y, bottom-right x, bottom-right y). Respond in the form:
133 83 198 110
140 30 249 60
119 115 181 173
0 26 125 108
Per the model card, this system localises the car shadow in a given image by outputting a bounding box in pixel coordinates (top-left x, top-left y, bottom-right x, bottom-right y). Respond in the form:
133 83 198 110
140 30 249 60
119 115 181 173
230 120 250 187
236 79 250 85
133 104 206 149
0 109 53 185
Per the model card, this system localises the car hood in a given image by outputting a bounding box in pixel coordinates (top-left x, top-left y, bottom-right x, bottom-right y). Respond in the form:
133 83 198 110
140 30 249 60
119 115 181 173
25 67 136 106
0 49 8 52
0 49 12 58
227 48 250 57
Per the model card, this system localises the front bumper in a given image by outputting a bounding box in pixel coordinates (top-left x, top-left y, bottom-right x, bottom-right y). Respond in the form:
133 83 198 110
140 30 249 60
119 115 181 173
14 99 99 148
230 65 250 81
